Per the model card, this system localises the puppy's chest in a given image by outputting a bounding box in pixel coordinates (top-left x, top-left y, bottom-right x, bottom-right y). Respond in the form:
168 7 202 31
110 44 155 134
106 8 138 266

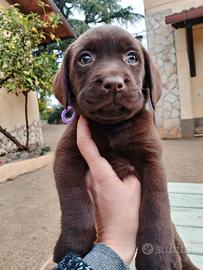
99 128 142 180
92 123 133 151
108 125 132 149
92 124 141 165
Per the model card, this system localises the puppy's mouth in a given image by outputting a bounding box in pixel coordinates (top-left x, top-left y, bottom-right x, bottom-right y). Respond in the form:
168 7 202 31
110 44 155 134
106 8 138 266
90 103 134 123
77 89 144 124
97 105 129 117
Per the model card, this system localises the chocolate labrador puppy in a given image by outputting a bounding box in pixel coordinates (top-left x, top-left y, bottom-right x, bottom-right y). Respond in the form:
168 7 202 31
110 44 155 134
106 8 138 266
53 25 199 270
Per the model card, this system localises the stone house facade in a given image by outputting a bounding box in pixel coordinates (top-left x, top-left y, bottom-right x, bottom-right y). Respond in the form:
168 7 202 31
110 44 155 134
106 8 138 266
144 0 203 138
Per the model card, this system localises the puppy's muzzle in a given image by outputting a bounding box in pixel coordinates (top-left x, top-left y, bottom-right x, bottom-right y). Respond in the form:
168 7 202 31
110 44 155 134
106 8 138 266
101 76 127 97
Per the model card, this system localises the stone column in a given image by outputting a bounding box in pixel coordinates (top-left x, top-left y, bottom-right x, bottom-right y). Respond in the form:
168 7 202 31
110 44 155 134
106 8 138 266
145 9 181 138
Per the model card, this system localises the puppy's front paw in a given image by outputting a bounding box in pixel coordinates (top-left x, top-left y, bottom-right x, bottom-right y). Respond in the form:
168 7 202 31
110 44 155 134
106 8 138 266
136 244 182 270
53 230 95 263
53 234 69 263
182 261 200 270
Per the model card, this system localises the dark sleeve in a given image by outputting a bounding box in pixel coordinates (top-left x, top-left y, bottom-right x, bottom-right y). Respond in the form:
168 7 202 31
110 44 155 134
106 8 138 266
54 243 129 270
53 252 93 270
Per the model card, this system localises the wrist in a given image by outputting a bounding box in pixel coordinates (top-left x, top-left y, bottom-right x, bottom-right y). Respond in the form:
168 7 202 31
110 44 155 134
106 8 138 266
100 240 136 265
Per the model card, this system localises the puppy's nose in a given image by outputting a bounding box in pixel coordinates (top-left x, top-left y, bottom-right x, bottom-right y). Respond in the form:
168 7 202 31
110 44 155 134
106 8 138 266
102 76 125 93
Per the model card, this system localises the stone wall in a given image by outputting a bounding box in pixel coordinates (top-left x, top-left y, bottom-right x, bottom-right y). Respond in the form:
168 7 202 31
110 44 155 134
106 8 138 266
0 120 43 154
145 9 181 138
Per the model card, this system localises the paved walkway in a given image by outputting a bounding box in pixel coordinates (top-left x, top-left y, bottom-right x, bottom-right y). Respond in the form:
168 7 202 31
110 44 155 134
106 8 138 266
0 124 203 269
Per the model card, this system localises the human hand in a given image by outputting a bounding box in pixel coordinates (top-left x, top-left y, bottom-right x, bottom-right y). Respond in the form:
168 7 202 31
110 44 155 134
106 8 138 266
77 116 141 265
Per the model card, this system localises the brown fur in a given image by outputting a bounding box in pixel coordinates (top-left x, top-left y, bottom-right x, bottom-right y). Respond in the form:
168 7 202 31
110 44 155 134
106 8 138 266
53 25 199 270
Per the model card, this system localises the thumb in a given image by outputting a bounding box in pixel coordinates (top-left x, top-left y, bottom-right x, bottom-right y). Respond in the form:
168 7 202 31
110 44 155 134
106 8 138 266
77 116 118 181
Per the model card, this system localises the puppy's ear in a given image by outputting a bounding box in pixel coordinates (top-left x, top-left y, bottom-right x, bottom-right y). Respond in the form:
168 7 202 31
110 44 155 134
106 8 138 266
142 46 162 110
54 43 74 107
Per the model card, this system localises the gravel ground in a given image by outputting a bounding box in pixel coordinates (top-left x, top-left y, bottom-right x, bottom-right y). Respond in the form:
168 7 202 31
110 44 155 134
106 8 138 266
43 124 203 183
0 124 202 270
162 137 203 183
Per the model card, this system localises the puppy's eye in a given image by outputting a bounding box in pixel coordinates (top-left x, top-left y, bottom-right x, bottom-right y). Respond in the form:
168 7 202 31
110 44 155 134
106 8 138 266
79 52 94 65
126 51 139 64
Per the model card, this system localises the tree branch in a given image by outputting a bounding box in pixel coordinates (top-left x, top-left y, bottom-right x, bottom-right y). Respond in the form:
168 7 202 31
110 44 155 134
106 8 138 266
0 73 13 88
0 126 26 151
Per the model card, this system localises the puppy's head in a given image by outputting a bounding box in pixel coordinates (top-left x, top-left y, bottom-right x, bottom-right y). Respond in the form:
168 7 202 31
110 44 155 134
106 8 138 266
54 25 162 124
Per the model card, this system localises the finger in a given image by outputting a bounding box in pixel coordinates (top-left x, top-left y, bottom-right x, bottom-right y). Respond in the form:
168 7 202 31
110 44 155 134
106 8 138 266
85 172 94 203
123 175 139 183
87 187 94 204
123 176 141 204
123 175 141 189
77 116 118 180
77 116 101 165
85 171 92 189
